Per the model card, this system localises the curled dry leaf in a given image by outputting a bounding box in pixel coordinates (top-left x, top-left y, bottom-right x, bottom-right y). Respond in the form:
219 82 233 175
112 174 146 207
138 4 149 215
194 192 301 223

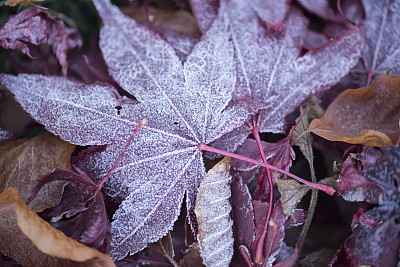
194 157 234 267
308 74 400 146
0 188 115 267
0 132 75 211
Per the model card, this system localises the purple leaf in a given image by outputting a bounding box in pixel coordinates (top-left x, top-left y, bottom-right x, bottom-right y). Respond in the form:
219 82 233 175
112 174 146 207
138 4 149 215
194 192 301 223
337 154 384 204
331 206 400 266
0 0 259 259
189 0 219 33
252 201 287 265
351 207 379 228
0 7 82 76
190 0 289 34
298 0 363 23
221 0 364 134
231 173 254 265
357 147 400 204
231 138 294 185
361 0 400 82
28 168 111 253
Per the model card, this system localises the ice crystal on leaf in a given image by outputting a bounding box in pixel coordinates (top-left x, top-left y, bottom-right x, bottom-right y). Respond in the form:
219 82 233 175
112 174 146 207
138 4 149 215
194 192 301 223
0 0 259 259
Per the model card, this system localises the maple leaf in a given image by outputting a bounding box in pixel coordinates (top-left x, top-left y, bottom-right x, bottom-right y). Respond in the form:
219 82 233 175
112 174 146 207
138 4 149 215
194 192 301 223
190 0 289 33
297 0 364 23
0 7 82 76
0 0 258 259
360 0 400 84
28 167 112 253
221 0 364 134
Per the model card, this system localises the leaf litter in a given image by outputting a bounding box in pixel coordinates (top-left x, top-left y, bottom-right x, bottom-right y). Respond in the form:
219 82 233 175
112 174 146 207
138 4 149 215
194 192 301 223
0 0 400 266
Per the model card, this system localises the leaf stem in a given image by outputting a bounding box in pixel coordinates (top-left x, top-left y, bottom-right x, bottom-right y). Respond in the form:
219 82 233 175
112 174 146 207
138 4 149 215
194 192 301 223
97 118 147 190
197 143 335 195
251 124 273 264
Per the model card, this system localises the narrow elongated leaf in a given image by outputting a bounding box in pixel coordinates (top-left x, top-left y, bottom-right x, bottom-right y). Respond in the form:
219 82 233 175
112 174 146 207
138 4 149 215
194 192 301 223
195 157 234 267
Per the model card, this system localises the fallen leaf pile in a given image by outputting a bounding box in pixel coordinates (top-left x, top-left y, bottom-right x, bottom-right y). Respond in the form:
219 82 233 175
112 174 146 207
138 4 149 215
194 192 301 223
0 0 400 266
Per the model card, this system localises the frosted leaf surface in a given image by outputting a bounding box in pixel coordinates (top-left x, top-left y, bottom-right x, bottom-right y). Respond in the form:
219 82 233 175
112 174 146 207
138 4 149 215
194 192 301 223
223 0 364 133
0 128 13 141
1 0 258 259
361 0 400 77
0 7 82 76
0 74 128 146
194 157 234 267
190 0 289 34
298 0 343 21
190 0 219 33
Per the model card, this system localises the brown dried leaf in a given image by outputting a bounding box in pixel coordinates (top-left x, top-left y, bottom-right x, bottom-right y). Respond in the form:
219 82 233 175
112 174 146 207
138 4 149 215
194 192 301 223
308 74 400 146
276 178 310 217
180 243 205 267
0 132 75 211
194 157 234 267
147 232 179 266
291 96 323 161
5 0 44 7
122 6 200 35
0 187 115 266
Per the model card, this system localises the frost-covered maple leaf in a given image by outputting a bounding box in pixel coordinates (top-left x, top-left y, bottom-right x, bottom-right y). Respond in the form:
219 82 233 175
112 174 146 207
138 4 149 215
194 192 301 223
0 7 82 76
221 0 364 134
0 0 259 259
361 0 400 83
190 0 289 33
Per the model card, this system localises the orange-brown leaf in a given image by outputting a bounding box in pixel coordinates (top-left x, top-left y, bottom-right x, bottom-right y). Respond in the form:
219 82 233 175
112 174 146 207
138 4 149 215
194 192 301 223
308 74 400 146
5 0 44 6
0 188 115 266
0 132 75 211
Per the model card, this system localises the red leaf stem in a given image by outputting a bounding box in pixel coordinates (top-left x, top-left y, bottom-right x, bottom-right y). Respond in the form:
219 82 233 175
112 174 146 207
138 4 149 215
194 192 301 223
96 118 147 190
197 143 335 195
251 123 273 264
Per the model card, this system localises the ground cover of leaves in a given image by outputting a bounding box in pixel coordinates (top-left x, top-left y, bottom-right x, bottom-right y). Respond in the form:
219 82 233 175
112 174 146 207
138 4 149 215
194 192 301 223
0 0 399 266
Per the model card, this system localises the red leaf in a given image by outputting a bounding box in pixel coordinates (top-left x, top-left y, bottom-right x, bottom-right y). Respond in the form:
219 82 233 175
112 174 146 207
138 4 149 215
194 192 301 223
338 155 384 204
28 168 112 253
0 7 82 76
361 0 400 83
221 0 364 134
